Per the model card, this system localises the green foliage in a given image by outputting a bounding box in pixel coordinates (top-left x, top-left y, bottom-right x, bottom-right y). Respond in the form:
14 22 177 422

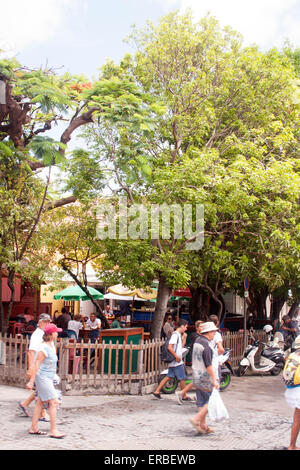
29 136 66 166
89 11 300 318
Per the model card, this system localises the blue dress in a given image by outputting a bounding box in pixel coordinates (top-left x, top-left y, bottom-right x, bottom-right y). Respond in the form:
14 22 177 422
35 342 58 402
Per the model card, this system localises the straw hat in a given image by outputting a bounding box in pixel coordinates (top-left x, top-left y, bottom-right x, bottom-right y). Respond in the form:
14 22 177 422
200 322 219 334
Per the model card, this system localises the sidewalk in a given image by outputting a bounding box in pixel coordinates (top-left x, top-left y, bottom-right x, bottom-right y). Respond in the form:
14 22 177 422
0 375 294 450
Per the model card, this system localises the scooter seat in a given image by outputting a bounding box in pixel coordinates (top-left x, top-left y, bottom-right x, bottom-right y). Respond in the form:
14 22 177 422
261 348 282 358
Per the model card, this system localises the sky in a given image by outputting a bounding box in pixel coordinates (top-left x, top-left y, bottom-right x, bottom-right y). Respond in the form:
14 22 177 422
1 0 300 79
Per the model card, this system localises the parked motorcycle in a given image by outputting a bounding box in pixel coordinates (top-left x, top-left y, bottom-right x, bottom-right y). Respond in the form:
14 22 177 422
219 347 234 391
237 328 285 377
158 347 234 394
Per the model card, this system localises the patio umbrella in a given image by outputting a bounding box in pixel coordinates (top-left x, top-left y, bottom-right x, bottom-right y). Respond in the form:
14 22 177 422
108 284 157 300
53 285 104 301
104 293 134 301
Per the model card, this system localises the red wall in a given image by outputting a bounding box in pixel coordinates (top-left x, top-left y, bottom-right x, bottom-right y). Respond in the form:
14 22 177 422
1 277 21 302
1 276 50 320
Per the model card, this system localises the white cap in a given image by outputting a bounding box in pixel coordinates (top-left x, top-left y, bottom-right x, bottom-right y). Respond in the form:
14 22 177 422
201 322 219 334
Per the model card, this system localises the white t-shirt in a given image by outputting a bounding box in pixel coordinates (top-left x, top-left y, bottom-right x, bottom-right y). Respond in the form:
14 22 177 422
168 331 183 368
86 318 101 330
28 327 45 362
210 331 223 378
29 327 44 352
68 320 83 338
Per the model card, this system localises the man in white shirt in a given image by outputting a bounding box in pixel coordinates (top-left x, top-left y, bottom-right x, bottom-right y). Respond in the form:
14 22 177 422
86 313 101 342
152 319 188 399
18 314 51 418
208 315 224 380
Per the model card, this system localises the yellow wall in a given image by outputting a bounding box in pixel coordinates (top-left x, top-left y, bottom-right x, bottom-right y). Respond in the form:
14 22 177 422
40 285 64 317
40 285 80 318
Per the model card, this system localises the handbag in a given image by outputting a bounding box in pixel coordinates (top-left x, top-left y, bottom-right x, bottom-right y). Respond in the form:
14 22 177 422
208 388 229 421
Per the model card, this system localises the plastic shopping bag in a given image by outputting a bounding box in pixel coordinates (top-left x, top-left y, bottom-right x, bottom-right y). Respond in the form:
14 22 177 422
208 388 229 422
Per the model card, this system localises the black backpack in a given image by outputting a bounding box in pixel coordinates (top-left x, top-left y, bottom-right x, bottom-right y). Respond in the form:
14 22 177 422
160 333 179 363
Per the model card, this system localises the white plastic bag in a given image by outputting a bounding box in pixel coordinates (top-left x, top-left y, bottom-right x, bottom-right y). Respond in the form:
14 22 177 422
208 388 229 421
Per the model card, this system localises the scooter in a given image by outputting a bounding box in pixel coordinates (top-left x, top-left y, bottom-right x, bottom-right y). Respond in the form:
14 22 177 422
158 347 234 394
237 331 285 377
219 347 234 391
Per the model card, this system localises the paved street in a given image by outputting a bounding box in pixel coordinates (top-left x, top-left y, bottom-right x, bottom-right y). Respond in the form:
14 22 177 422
0 374 294 451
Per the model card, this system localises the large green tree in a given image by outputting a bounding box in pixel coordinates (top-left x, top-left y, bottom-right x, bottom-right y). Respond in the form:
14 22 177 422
0 57 151 332
83 12 300 338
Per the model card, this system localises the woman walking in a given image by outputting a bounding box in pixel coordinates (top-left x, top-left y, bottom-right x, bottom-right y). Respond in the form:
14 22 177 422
26 323 65 439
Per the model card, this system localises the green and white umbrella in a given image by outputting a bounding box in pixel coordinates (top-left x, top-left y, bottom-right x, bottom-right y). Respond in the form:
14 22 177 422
53 285 104 301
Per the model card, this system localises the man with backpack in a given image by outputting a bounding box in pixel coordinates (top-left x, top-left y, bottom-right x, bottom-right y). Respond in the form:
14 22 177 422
152 319 189 399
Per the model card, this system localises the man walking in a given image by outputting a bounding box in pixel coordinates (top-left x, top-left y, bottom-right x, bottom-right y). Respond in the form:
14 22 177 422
152 319 188 399
190 321 219 434
18 314 51 418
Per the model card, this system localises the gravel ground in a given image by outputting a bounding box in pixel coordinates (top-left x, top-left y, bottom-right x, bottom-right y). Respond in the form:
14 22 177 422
0 374 295 451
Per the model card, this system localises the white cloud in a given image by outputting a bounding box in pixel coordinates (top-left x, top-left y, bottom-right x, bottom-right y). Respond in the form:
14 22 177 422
160 0 300 49
0 0 85 56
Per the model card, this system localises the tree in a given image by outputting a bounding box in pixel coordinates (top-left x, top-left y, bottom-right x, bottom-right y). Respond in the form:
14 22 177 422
41 203 110 328
85 12 299 338
0 57 151 332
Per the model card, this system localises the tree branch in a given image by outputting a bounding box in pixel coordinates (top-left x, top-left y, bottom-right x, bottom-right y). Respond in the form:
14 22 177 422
44 195 77 211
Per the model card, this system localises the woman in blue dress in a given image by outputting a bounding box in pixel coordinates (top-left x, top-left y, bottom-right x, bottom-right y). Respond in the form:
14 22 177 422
26 323 64 438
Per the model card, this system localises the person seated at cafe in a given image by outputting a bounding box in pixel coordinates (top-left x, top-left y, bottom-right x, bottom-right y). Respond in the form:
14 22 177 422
14 307 34 324
54 307 72 338
86 313 101 342
120 300 131 327
24 307 35 323
15 312 26 323
111 314 122 329
105 304 113 315
67 314 85 340
55 307 71 329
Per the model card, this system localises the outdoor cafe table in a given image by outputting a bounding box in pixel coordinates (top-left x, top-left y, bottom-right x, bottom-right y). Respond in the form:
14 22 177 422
79 328 92 342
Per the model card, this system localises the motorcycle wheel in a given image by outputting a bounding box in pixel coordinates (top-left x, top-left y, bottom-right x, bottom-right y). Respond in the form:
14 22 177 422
220 371 231 391
270 362 285 376
158 374 178 394
236 365 248 377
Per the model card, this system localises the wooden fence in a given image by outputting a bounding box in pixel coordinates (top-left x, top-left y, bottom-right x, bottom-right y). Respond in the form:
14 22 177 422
222 330 266 368
0 330 266 395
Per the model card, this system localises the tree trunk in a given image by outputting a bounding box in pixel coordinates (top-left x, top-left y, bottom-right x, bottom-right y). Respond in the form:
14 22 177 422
270 294 286 322
189 286 203 322
248 288 269 319
288 300 300 319
3 269 15 334
150 276 172 339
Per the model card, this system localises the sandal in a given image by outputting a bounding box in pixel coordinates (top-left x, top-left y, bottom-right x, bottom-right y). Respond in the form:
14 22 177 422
205 426 215 433
18 402 30 417
39 417 50 422
182 396 193 401
29 430 48 435
49 434 65 439
189 418 207 434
